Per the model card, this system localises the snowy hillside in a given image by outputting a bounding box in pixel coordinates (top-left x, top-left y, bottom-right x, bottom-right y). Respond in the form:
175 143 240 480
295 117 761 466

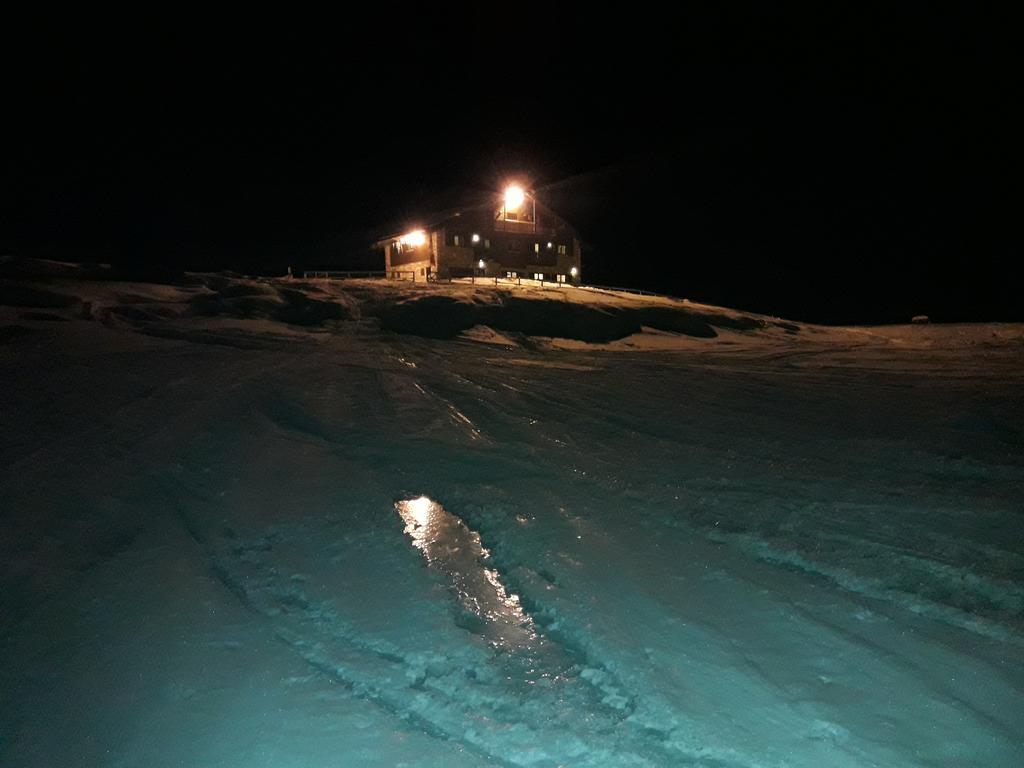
2 260 1023 767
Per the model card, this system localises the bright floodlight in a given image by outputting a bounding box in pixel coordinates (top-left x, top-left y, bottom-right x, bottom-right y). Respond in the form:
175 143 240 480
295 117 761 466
471 233 480 243
504 185 525 211
570 266 578 276
399 229 426 247
478 259 485 269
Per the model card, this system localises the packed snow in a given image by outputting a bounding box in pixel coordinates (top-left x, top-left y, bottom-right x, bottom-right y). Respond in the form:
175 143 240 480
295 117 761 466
1 259 1023 767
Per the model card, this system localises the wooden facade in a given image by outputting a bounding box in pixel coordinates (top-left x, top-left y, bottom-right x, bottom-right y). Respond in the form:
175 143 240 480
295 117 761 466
378 191 582 283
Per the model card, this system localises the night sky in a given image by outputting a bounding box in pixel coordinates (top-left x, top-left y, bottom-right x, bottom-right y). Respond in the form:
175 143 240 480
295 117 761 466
5 9 1021 323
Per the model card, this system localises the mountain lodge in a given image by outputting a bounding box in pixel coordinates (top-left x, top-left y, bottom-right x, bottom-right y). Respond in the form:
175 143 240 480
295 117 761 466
375 186 582 283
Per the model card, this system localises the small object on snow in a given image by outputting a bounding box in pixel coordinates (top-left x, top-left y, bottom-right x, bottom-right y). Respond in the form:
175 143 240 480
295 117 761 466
911 314 930 324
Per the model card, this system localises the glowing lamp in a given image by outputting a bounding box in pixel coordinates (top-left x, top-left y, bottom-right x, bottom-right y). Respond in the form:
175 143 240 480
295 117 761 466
478 259 485 269
471 233 480 243
570 266 578 277
399 229 426 247
504 185 525 211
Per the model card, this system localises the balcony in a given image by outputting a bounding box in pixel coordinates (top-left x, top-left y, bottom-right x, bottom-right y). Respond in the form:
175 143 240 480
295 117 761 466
493 219 557 236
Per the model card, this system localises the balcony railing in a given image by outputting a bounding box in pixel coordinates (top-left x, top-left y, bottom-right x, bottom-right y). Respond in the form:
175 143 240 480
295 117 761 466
492 220 558 235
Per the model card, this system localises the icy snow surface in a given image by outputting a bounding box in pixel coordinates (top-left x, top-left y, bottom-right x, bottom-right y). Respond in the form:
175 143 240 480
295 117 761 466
1 266 1023 767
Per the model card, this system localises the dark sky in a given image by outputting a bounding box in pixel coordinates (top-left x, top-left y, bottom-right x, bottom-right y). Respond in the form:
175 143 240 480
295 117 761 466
5 8 1022 323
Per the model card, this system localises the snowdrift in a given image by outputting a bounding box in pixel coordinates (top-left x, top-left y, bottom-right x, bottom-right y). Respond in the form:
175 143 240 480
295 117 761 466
1 257 797 344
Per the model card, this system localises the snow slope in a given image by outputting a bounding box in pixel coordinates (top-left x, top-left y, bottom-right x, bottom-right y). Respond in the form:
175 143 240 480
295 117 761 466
2 263 1023 767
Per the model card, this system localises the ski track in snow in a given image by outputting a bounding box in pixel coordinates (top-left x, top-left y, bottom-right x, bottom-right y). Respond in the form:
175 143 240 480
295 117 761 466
168 471 735 767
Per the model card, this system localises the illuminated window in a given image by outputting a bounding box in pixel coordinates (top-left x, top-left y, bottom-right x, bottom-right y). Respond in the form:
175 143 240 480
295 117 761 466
534 243 540 253
454 235 462 246
484 239 490 248
557 244 567 255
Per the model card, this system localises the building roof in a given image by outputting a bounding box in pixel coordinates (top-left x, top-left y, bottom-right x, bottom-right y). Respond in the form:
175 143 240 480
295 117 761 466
371 193 578 247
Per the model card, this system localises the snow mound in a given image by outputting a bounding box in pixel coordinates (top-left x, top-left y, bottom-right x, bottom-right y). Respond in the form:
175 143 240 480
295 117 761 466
0 260 794 344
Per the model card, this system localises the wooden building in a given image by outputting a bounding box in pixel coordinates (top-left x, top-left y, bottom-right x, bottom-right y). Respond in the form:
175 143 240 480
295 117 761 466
376 186 581 283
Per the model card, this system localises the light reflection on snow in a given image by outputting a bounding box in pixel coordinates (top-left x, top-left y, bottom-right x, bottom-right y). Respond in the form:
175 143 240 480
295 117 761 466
396 496 537 649
401 495 433 528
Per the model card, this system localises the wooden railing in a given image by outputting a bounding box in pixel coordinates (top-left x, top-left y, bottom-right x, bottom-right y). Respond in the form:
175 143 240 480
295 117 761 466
302 270 419 281
491 222 562 236
302 270 385 279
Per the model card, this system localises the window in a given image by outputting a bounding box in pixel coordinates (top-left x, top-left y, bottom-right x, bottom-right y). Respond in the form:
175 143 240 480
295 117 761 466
484 239 490 249
557 274 566 283
507 239 520 251
453 235 463 247
534 243 540 253
557 244 567 255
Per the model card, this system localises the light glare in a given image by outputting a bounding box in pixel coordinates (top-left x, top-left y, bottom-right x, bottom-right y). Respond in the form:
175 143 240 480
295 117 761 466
399 230 426 247
504 185 525 211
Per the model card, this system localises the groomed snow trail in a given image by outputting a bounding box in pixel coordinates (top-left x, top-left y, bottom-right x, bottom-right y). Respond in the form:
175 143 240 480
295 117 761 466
1 304 1023 767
